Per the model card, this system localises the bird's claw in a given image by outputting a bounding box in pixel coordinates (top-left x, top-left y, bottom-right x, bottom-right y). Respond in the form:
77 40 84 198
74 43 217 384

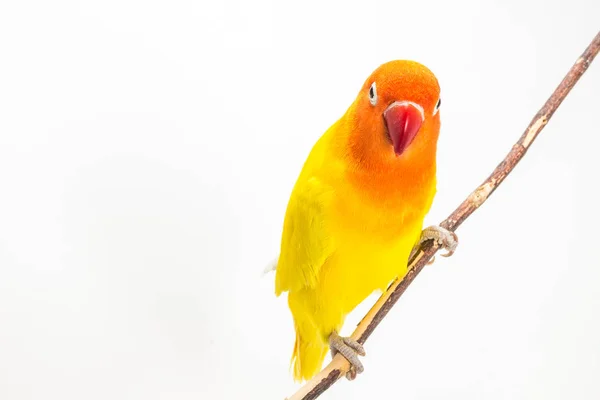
329 332 366 381
420 225 458 258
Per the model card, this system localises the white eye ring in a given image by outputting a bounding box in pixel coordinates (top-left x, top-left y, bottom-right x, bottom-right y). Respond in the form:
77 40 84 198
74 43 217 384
369 82 377 106
433 97 441 115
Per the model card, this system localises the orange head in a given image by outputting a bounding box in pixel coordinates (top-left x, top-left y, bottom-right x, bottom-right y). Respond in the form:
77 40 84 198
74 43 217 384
344 60 441 172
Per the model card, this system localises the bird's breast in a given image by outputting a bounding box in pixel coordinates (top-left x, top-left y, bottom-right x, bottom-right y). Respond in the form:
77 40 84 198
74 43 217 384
330 166 436 243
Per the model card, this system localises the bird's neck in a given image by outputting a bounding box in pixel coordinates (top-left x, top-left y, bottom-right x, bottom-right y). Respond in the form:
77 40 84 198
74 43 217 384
335 116 438 211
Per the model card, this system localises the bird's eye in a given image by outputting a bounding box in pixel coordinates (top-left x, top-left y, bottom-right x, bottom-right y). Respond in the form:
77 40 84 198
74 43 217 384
433 97 441 115
369 82 377 106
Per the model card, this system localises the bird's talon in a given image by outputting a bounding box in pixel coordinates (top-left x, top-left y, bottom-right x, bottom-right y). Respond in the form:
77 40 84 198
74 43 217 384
329 331 365 380
441 249 454 257
346 368 357 380
342 337 366 356
419 225 458 258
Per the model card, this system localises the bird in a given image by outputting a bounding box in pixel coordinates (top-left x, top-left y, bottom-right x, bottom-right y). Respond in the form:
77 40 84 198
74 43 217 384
272 60 457 382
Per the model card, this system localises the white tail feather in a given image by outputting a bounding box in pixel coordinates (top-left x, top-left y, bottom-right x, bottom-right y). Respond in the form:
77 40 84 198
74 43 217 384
262 256 279 276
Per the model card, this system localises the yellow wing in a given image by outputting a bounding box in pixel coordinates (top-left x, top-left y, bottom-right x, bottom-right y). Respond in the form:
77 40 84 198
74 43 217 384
275 175 335 295
274 120 343 296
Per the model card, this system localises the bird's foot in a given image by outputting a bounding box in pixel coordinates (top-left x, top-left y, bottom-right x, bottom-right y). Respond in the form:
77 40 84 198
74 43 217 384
409 225 459 262
420 225 458 257
329 331 366 381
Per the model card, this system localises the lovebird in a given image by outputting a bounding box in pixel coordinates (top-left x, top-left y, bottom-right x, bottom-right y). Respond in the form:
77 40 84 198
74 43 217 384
272 60 458 382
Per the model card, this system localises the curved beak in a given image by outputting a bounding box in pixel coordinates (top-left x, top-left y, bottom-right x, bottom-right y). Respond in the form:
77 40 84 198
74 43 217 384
383 101 424 156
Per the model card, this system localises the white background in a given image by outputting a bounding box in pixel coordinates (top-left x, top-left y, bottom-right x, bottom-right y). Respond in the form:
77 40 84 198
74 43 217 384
1 1 599 399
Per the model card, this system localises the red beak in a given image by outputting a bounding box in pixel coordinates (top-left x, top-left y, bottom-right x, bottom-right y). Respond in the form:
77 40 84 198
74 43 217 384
383 101 424 156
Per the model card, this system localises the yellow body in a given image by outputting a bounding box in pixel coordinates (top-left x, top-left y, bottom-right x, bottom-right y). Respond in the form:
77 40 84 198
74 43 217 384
275 60 441 381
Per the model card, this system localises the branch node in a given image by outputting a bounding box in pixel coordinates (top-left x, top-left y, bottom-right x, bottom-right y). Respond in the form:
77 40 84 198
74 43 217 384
467 180 496 208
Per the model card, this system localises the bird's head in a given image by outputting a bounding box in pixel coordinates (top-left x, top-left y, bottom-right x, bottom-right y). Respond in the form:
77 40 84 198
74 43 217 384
345 60 441 170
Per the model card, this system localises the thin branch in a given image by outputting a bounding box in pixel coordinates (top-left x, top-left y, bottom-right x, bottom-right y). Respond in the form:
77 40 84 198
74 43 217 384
287 30 600 400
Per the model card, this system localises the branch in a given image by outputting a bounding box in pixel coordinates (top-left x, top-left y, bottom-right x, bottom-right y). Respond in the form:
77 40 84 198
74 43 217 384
287 30 600 400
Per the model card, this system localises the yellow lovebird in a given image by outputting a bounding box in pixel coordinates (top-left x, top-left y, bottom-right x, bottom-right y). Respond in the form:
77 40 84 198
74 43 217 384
273 60 457 382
